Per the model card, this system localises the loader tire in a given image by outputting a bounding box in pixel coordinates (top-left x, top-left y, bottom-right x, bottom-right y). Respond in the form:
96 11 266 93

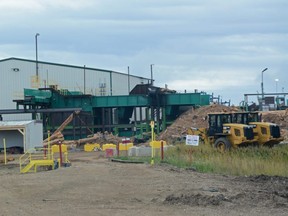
214 137 231 151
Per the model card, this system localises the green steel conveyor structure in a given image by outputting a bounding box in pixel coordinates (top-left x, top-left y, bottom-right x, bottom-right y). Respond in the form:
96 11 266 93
13 85 210 139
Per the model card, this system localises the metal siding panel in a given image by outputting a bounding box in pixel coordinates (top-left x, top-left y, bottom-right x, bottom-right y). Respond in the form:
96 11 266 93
38 64 111 96
1 60 36 120
86 69 110 96
112 73 129 95
111 73 150 96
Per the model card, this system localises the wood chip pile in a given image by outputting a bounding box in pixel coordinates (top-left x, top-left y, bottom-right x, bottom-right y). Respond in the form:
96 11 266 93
260 110 288 140
261 110 288 128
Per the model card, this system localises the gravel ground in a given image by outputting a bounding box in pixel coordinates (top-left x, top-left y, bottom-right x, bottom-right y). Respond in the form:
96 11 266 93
0 151 287 216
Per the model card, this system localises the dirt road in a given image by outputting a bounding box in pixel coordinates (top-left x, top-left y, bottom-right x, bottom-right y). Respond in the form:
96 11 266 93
0 152 287 216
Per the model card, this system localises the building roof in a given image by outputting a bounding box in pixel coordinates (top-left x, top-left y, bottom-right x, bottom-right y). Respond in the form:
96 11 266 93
0 57 149 80
0 120 35 129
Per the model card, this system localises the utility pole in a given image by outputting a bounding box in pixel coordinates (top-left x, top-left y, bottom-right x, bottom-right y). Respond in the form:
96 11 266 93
150 64 154 86
35 33 40 82
261 68 268 110
128 66 130 93
84 65 86 94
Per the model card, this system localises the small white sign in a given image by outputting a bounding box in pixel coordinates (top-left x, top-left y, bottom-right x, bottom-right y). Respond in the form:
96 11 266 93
186 135 199 146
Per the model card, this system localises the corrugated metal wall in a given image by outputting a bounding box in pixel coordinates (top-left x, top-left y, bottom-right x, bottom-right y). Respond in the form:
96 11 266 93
0 59 33 120
111 72 148 96
0 58 150 120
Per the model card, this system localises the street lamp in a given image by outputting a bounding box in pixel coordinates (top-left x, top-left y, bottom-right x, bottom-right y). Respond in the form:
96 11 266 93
150 64 154 86
261 68 268 110
275 78 279 93
127 66 130 93
35 33 40 79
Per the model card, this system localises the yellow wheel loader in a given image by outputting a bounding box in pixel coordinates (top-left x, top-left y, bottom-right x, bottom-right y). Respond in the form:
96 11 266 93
188 113 257 151
232 112 283 147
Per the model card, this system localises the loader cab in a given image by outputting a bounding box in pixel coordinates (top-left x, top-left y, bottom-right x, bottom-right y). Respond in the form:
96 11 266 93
208 113 233 136
232 112 260 124
207 113 256 150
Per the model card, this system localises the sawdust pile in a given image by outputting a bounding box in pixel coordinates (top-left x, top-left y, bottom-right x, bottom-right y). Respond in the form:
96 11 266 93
261 110 288 140
158 104 240 143
261 110 288 128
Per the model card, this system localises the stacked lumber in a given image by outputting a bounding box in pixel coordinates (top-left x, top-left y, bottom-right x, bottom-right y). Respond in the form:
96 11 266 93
43 132 64 147
42 110 80 147
42 131 122 149
77 132 122 145
62 140 77 146
77 133 103 145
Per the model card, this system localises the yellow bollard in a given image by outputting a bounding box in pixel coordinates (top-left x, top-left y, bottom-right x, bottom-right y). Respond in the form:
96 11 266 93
47 130 50 160
150 121 155 165
58 158 61 168
3 138 7 165
151 145 154 165
64 152 70 163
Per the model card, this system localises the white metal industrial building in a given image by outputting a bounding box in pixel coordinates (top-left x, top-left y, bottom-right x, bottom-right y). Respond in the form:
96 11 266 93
0 57 150 120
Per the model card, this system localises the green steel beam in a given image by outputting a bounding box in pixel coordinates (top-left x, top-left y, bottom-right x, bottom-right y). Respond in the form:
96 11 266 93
92 95 150 107
165 93 210 106
20 88 210 109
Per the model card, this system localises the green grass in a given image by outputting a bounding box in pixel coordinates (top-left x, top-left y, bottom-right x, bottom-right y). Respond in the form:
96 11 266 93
113 144 288 176
163 144 288 176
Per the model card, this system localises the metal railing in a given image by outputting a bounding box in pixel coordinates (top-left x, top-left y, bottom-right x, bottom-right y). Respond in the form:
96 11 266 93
19 147 54 173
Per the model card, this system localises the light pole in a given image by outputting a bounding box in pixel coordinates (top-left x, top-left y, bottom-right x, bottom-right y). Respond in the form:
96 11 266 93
275 78 279 93
261 68 268 110
127 66 130 93
150 64 154 86
35 33 40 80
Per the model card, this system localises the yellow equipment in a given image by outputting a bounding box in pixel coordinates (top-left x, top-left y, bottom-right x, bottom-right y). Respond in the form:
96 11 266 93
188 112 284 150
84 143 100 152
232 112 283 146
118 142 133 151
52 144 68 153
102 144 116 151
187 113 257 151
149 140 167 148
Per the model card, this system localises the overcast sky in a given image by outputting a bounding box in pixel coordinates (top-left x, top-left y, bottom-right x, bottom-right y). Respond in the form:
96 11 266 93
1 0 288 105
